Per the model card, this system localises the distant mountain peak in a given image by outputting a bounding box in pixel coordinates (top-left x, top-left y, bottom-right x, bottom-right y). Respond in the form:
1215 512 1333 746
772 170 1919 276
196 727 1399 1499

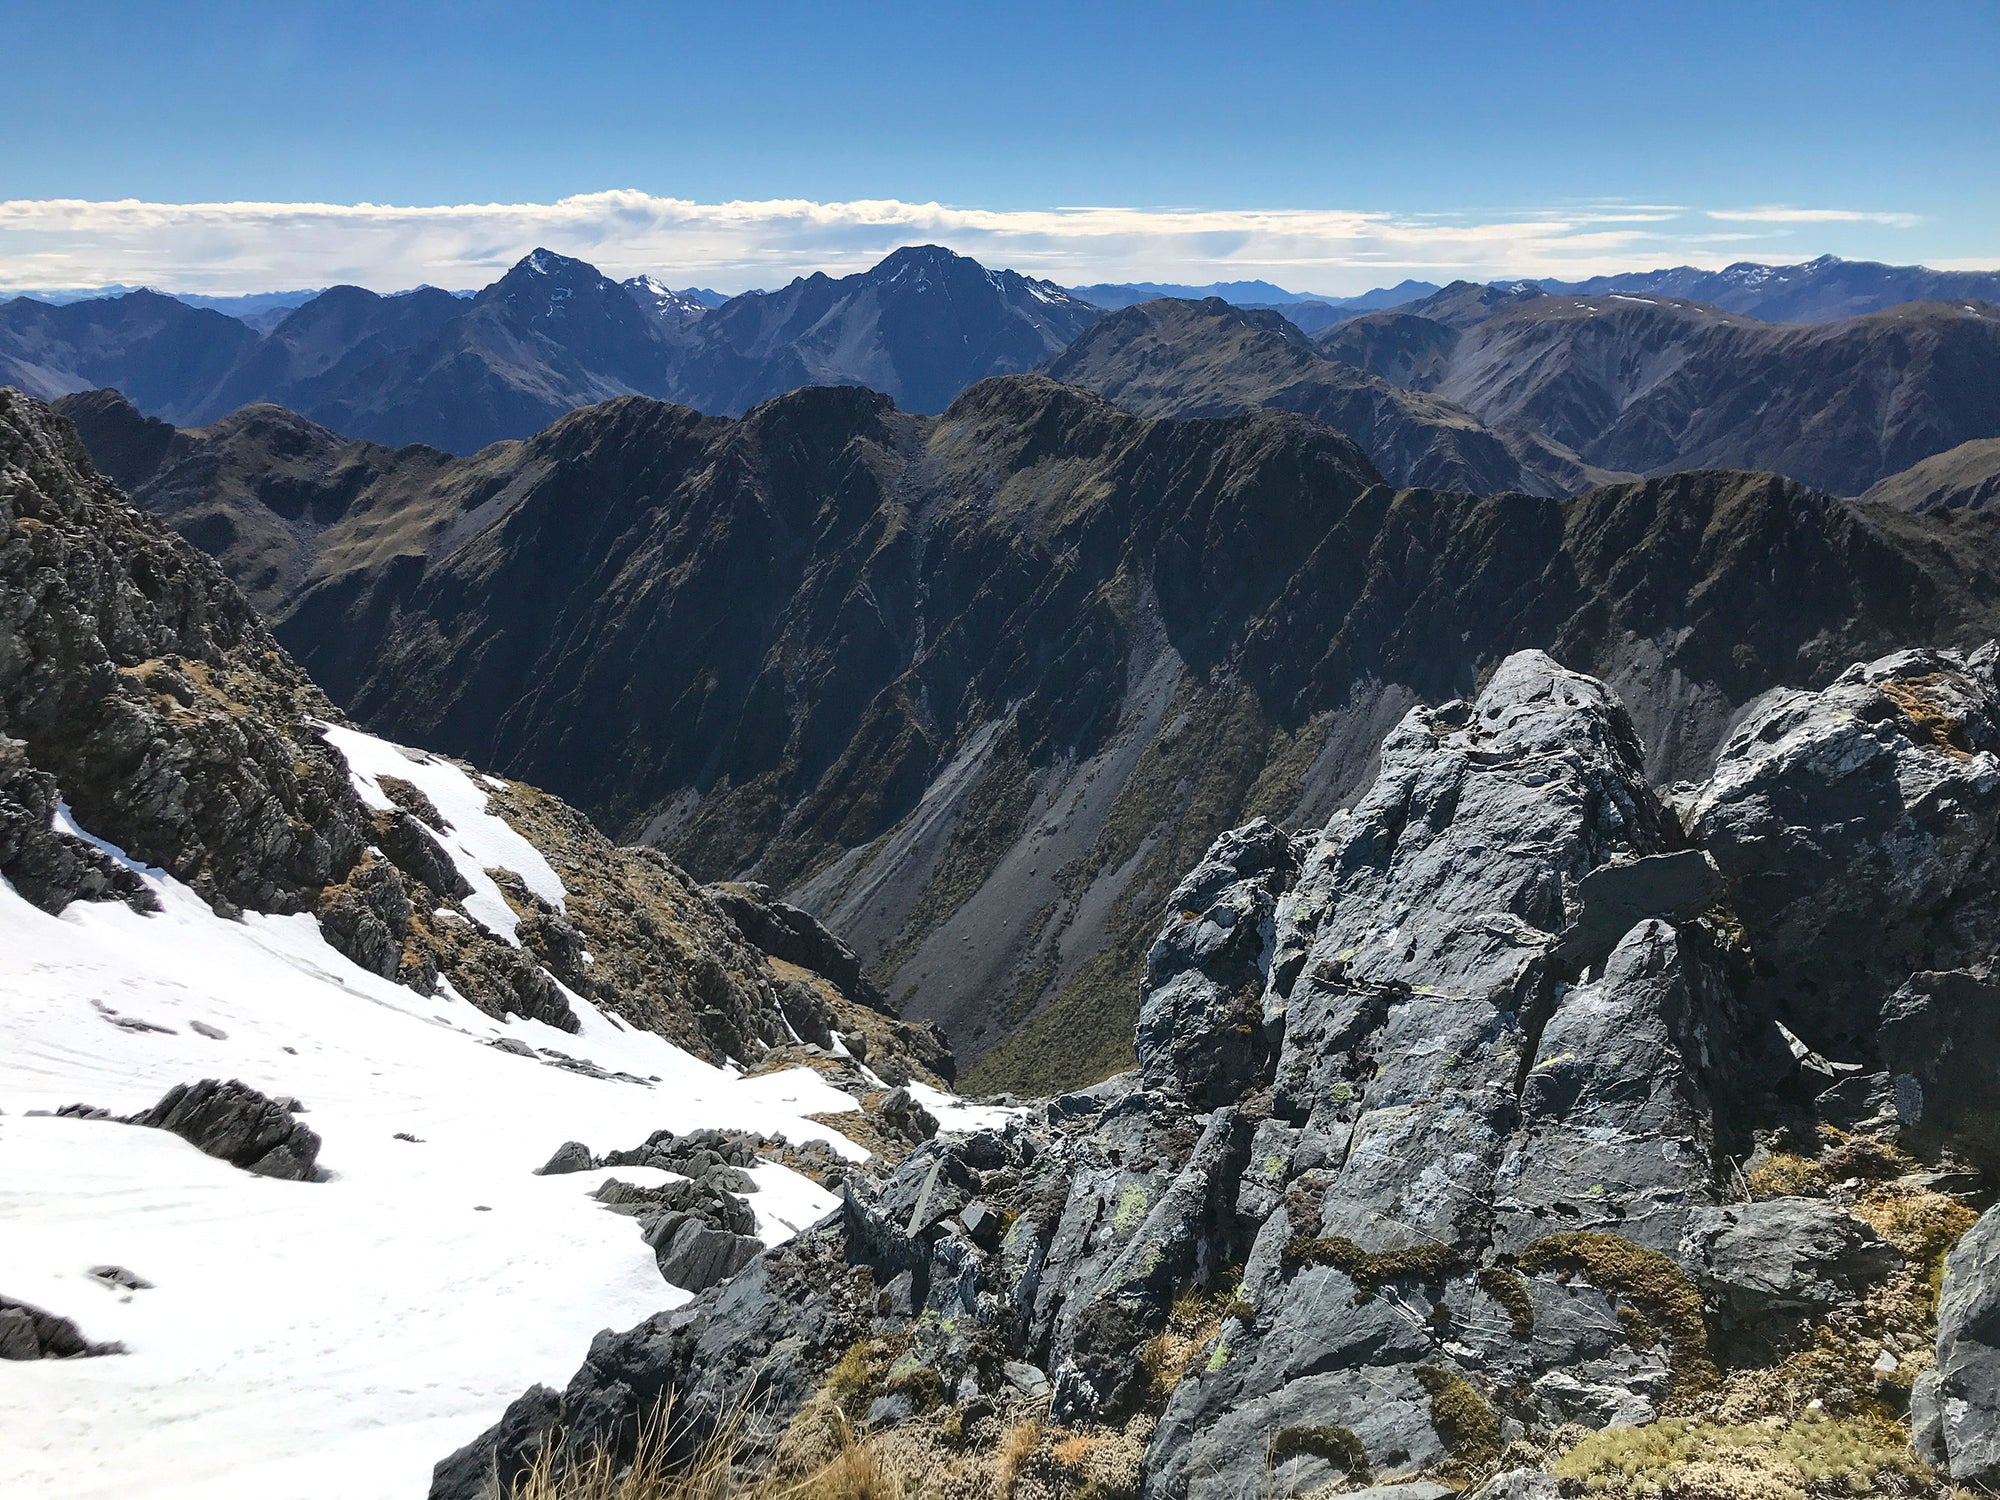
493 248 611 294
877 243 962 269
620 274 709 325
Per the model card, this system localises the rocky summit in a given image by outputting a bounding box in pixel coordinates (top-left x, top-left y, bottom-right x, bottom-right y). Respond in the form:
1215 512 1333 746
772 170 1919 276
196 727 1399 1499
437 643 2000 1500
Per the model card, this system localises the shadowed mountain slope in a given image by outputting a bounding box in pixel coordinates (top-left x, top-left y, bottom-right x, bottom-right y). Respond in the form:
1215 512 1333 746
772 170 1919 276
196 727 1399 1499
60 375 2000 1092
0 290 261 422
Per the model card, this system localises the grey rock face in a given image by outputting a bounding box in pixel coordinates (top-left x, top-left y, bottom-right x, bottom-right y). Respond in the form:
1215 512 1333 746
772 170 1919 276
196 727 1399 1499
0 389 373 917
1690 645 2000 1059
1919 1203 2000 1487
433 646 2000 1500
1547 850 1719 970
0 734 156 915
1137 818 1294 1107
644 1216 764 1293
1496 918 1740 1255
1680 1198 1898 1329
1267 654 1676 1250
129 1078 323 1181
1876 969 2000 1171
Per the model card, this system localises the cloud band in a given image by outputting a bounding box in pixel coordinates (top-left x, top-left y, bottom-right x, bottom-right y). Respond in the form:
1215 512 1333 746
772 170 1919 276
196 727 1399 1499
0 190 1928 295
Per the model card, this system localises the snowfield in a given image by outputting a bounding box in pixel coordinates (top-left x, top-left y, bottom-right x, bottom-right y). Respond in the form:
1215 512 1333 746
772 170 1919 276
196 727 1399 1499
0 800 876 1500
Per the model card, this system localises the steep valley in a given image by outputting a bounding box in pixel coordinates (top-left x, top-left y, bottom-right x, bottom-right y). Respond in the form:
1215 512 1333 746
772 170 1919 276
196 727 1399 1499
49 376 2000 1094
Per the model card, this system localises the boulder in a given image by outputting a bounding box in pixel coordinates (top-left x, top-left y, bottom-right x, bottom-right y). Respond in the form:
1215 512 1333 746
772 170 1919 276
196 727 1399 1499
958 1200 1003 1250
1876 969 2000 1171
1690 645 2000 1058
534 1141 595 1176
129 1078 322 1181
602 1176 756 1238
1547 849 1720 971
1914 1203 2000 1487
0 1295 122 1359
643 1214 764 1293
874 1086 938 1143
1680 1198 1899 1328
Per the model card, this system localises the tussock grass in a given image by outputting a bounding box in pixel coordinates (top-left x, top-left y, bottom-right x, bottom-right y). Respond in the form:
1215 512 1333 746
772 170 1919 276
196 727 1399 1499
1551 1413 1939 1498
507 1399 904 1500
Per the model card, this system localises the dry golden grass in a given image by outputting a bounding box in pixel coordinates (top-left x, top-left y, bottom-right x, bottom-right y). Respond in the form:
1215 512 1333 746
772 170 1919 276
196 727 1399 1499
508 1399 904 1500
1551 1413 1941 1499
995 1419 1041 1497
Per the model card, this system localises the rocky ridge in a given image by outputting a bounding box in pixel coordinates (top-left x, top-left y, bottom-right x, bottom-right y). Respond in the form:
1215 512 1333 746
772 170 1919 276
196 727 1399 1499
53 367 2000 1094
438 643 2000 1500
0 384 943 1087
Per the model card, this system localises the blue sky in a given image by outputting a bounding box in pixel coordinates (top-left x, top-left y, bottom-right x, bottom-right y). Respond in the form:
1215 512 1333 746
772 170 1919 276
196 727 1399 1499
3 0 1995 293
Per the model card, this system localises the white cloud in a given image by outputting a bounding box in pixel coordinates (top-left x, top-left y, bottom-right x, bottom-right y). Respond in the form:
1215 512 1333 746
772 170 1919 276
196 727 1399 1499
1706 206 1921 228
0 190 1794 296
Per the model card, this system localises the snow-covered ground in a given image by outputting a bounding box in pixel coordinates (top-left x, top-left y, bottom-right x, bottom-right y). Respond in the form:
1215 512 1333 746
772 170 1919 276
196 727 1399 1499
0 803 877 1500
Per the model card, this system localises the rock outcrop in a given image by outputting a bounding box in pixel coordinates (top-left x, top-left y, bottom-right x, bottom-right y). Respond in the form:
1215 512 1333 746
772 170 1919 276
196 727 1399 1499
439 646 1993 1500
0 1296 122 1360
129 1078 323 1181
1916 1204 2000 1488
1689 645 2000 1167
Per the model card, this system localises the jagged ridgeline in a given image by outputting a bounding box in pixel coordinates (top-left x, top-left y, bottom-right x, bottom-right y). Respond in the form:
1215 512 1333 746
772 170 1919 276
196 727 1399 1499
0 385 947 1081
442 644 2000 1499
55 369 2000 1096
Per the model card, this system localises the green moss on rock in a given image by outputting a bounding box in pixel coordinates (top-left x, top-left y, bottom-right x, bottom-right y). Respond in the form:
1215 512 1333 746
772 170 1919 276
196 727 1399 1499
1518 1231 1716 1396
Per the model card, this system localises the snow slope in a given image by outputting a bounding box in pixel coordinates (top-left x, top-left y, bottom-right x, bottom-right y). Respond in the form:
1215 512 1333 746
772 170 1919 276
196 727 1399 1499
0 812 871 1500
317 721 565 944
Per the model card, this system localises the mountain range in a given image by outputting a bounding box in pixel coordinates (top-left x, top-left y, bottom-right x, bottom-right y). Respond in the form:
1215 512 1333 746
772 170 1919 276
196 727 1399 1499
1 246 1099 454
53 371 2000 1094
1532 253 2000 322
8 247 2000 498
7 251 1999 467
1318 287 2000 495
15 376 2000 1499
